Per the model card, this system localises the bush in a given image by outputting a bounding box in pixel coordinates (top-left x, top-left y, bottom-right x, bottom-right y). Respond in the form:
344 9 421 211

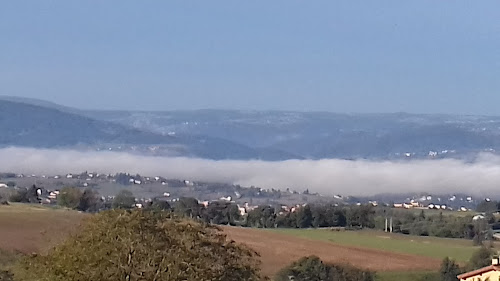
57 187 83 209
8 185 39 203
13 209 262 281
112 190 135 209
275 255 375 281
467 246 494 271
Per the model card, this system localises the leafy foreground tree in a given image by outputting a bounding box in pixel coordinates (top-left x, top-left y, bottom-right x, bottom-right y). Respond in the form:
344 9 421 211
13 209 262 281
275 256 374 281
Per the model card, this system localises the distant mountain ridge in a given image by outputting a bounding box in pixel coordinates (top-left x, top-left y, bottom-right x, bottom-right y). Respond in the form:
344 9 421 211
2 96 500 160
0 99 296 160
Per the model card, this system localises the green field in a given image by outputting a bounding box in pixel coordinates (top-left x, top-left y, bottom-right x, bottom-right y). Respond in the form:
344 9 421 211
269 228 482 262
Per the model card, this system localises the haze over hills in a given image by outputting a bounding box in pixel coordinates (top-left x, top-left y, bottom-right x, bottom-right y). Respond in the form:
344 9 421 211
3 96 500 160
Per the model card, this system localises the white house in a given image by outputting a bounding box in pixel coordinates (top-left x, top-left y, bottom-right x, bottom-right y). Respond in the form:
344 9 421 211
473 214 486 221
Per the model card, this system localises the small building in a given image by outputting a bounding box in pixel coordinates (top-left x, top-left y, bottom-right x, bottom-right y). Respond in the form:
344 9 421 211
473 214 486 221
458 257 500 281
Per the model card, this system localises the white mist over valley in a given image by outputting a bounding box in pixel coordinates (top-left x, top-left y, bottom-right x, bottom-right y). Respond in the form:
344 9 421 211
3 147 500 196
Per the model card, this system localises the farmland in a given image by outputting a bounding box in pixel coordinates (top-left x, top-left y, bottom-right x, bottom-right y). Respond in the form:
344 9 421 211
268 228 484 262
0 204 480 280
0 203 85 254
223 226 444 278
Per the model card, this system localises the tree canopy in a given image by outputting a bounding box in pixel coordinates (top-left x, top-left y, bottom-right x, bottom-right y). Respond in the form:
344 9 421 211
57 187 83 209
112 190 135 209
275 255 374 281
13 209 262 281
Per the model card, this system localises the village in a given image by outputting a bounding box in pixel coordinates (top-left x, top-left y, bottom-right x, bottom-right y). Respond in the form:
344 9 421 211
0 171 485 217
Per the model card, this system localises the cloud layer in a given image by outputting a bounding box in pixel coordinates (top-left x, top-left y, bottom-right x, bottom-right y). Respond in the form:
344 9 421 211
2 147 500 196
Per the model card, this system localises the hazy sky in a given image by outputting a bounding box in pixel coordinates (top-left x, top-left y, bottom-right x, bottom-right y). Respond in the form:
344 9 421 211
1 1 499 114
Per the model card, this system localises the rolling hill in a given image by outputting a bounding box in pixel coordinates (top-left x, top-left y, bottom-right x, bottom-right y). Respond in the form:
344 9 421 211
0 99 295 160
3 96 500 160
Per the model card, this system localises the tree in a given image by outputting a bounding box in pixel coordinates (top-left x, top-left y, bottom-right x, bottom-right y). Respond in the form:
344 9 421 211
13 210 262 281
201 201 240 225
77 188 99 212
114 173 132 185
111 190 135 209
275 255 375 281
312 205 328 228
440 257 461 281
57 187 83 209
472 219 488 246
174 197 202 218
476 201 499 213
149 198 171 211
468 246 494 271
246 205 277 228
9 185 39 203
296 205 313 228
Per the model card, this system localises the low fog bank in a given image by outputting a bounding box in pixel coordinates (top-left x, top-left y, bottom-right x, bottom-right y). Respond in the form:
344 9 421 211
2 147 500 196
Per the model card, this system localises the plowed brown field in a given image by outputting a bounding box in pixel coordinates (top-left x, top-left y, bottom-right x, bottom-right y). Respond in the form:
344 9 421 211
0 204 85 254
222 226 441 278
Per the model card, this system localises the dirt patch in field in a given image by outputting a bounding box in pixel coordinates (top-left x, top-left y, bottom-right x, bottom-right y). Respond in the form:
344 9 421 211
0 205 86 254
222 226 441 278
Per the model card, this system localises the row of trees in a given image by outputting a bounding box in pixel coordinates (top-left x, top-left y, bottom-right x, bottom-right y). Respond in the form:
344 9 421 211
56 190 490 244
241 203 489 241
7 185 492 243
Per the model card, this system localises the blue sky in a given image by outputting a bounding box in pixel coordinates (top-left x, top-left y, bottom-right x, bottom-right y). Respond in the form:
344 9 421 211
1 1 499 114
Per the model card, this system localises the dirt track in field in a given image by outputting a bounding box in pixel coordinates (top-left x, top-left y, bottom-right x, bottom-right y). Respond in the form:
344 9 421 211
222 226 441 278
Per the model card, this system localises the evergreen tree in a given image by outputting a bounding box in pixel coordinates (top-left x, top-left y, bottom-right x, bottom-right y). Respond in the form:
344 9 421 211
440 257 461 281
296 205 313 228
